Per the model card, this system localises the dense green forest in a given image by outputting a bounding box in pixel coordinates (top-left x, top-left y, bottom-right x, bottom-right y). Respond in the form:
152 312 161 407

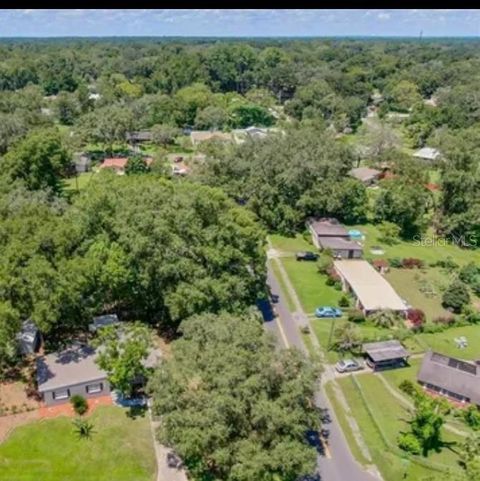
1 36 480 481
1 37 480 364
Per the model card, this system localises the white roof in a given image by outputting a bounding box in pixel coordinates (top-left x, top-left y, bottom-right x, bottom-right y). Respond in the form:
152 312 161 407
334 260 407 312
413 147 440 160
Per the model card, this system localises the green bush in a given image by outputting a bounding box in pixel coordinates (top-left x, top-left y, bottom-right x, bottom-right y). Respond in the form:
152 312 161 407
348 309 365 323
325 277 335 286
398 432 421 455
463 405 480 430
442 279 470 313
399 380 417 397
333 281 342 291
459 262 480 285
388 257 403 268
338 295 350 308
70 395 88 416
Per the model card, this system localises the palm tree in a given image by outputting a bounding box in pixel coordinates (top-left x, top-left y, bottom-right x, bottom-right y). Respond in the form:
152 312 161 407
370 309 400 328
73 418 94 439
334 322 361 352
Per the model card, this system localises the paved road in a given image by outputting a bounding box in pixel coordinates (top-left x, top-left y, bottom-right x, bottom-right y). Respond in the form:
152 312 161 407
266 265 381 481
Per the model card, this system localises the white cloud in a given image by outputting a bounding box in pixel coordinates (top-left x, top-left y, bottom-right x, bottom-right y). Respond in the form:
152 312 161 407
377 12 391 20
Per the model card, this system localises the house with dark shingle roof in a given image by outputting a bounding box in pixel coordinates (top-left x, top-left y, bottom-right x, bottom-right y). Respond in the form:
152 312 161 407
363 340 409 370
417 351 480 405
307 218 363 259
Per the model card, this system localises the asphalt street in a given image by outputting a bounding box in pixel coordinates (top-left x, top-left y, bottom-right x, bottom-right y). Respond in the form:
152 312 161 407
264 265 380 481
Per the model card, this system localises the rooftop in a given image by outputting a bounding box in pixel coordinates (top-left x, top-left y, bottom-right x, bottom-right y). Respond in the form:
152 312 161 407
417 351 480 404
89 314 120 333
190 130 232 143
308 218 349 238
318 236 363 251
334 259 407 311
37 344 107 392
363 340 409 362
413 147 440 160
349 167 381 183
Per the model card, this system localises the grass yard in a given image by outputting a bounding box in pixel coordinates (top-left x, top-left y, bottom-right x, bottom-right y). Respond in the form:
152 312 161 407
385 268 450 320
0 406 156 481
63 172 96 192
280 257 343 314
268 233 313 253
324 381 371 467
351 224 480 266
338 374 464 481
417 325 480 361
380 357 423 389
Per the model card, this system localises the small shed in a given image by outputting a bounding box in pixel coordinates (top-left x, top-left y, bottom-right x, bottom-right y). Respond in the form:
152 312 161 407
16 320 41 355
89 314 120 333
363 340 409 370
349 167 382 186
413 147 440 162
73 153 91 173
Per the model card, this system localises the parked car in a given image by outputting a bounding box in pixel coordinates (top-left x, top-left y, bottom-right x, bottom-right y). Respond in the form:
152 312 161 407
271 293 279 303
167 452 183 469
315 306 342 318
335 359 364 373
296 251 319 261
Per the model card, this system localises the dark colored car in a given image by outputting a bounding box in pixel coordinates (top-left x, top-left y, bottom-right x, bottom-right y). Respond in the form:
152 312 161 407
296 251 319 261
167 452 183 469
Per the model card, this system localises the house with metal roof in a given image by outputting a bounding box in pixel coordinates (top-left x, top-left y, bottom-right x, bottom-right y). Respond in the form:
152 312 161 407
89 314 120 333
363 340 409 370
417 351 480 405
413 147 441 161
334 259 407 315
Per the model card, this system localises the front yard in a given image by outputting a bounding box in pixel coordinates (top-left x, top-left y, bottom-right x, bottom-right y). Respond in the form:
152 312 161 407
0 406 156 481
335 373 464 481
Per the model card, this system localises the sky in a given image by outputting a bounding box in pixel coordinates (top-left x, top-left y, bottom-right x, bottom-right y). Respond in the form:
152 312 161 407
0 9 479 38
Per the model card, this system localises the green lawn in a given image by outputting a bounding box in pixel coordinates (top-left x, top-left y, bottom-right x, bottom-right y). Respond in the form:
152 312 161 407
280 257 343 314
0 406 156 481
268 233 313 253
380 357 423 388
417 325 480 361
337 374 463 481
385 268 450 320
324 381 371 467
63 172 96 192
351 223 480 266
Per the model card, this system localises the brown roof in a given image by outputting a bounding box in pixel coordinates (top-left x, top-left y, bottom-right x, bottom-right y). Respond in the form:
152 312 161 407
363 340 409 362
308 218 349 238
101 157 127 169
37 344 107 392
318 237 363 251
417 351 480 404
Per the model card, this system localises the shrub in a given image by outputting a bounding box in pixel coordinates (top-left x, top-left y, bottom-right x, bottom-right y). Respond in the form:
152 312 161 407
338 295 350 308
388 257 403 268
370 309 400 328
407 309 426 330
333 281 342 291
431 256 459 271
325 277 335 286
70 395 88 416
433 314 456 327
317 255 332 274
372 259 389 272
463 405 480 430
300 325 310 334
326 266 341 282
399 379 417 397
348 309 365 323
459 262 480 285
442 279 471 313
398 432 421 455
402 257 424 269
378 221 401 245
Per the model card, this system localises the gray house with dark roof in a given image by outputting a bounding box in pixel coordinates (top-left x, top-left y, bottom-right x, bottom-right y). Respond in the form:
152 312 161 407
307 218 363 259
363 340 409 370
417 351 480 405
36 344 110 406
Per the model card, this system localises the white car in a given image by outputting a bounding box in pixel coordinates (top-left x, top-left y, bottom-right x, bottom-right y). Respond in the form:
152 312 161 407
335 359 364 373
